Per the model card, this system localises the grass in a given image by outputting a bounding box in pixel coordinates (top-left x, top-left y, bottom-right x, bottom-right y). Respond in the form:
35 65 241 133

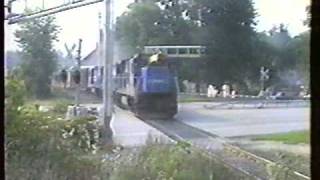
178 97 213 103
253 130 310 144
28 98 73 106
26 89 74 106
250 149 310 177
110 142 253 180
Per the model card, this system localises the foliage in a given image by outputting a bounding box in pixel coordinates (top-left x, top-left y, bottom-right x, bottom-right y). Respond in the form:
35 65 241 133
116 0 193 54
116 2 162 54
116 0 310 94
193 0 258 90
303 5 311 27
246 26 309 92
117 0 261 91
288 31 310 88
112 143 248 180
15 12 60 98
6 108 102 179
5 76 27 126
52 100 72 114
5 77 103 180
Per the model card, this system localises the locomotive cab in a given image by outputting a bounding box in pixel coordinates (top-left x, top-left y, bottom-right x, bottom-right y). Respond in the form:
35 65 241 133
114 53 178 119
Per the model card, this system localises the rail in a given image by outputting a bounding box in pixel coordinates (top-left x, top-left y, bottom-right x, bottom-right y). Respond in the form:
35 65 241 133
139 117 310 180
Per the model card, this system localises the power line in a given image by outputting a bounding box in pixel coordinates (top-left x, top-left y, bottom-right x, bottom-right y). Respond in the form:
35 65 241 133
6 0 103 24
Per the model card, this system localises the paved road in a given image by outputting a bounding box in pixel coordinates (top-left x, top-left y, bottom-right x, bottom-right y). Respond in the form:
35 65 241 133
176 102 310 137
83 101 310 142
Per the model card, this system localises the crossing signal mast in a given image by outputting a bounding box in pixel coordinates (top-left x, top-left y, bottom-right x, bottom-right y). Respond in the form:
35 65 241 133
260 66 270 95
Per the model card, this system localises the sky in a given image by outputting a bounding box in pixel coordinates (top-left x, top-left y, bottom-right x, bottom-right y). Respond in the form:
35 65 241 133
5 0 310 58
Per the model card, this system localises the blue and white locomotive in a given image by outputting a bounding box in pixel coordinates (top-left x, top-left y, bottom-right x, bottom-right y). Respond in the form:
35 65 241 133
114 53 178 119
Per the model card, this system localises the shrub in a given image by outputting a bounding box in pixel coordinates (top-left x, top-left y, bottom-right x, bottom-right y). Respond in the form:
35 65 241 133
52 100 72 114
5 101 102 180
5 77 250 180
111 142 249 180
5 77 27 124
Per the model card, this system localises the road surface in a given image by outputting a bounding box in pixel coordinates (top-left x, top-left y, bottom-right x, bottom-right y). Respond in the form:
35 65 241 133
176 102 310 137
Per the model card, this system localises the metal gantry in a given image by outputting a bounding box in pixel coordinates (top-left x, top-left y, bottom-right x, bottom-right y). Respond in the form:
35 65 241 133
143 45 206 58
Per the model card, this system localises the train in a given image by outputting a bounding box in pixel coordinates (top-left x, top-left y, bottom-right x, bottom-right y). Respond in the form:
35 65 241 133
61 52 178 119
113 53 178 119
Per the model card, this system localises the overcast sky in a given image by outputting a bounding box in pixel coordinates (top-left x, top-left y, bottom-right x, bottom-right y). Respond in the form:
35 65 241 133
5 0 310 57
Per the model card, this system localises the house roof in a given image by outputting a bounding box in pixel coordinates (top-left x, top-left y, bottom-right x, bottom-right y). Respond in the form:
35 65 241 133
81 46 101 66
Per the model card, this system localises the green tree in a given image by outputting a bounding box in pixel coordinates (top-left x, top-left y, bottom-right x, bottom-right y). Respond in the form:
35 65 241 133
188 0 258 92
116 0 193 53
116 2 163 54
303 5 311 27
289 31 310 88
15 14 60 98
261 25 309 90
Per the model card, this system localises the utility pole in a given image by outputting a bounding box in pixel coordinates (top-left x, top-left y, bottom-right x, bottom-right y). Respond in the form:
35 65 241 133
75 38 82 106
102 0 113 143
4 22 10 77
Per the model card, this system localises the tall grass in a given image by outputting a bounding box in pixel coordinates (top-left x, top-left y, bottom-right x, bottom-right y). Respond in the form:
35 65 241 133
110 142 250 180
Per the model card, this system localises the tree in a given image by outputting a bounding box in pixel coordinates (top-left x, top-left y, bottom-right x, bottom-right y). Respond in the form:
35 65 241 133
116 0 201 87
15 13 60 98
303 5 311 27
289 31 310 88
116 0 193 54
116 2 163 54
188 0 258 92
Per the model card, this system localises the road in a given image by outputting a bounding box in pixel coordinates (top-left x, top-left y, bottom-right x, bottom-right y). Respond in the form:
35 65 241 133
83 100 310 144
176 102 310 137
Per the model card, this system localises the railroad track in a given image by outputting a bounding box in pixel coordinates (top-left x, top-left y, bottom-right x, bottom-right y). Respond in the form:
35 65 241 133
140 117 310 180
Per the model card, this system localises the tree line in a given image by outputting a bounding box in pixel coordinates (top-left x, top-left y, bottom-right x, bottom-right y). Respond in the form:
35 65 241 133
9 1 310 98
116 0 310 94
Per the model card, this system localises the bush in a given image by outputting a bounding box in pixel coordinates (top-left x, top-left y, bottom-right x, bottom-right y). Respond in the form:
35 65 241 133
5 104 103 180
111 142 249 180
52 100 72 114
5 77 27 124
5 78 250 180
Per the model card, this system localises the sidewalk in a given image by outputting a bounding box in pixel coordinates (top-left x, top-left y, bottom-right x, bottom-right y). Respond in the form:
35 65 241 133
84 104 173 147
111 108 173 147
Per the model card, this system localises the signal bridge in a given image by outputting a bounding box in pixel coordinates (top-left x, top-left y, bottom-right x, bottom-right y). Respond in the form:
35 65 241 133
143 46 206 58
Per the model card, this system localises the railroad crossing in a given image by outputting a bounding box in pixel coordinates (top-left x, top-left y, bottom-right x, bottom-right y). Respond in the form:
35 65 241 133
4 1 311 179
